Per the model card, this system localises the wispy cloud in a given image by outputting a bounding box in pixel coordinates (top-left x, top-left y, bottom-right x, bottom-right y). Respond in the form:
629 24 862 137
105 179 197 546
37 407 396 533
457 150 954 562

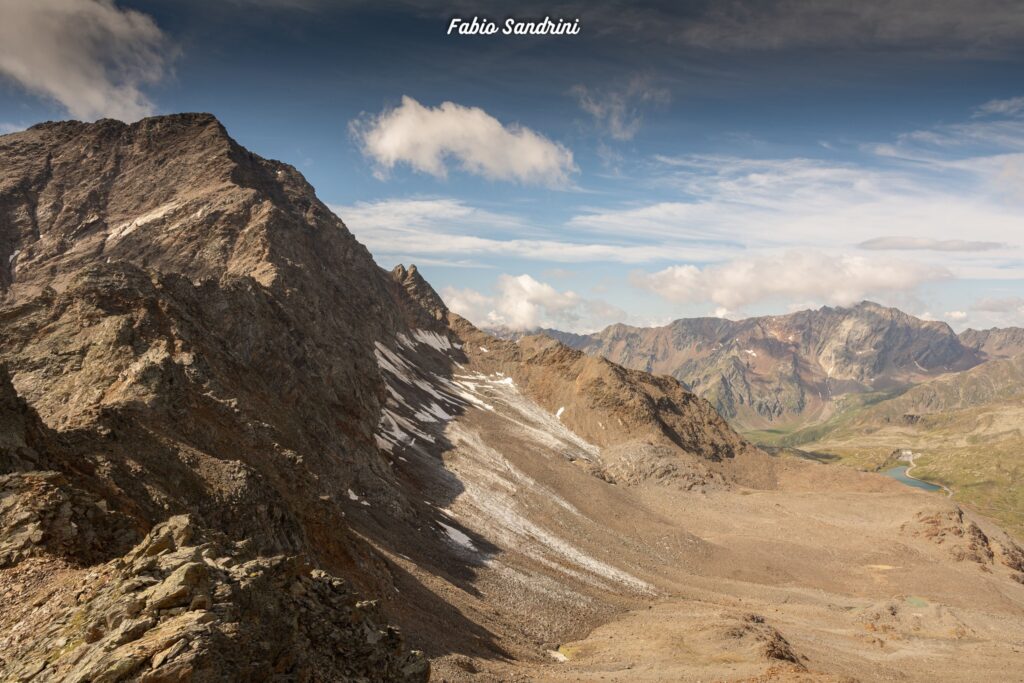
331 197 733 265
350 96 576 187
343 98 1024 324
0 0 174 121
974 96 1024 118
631 251 951 312
570 76 669 141
973 296 1024 313
570 154 1023 278
858 237 1006 252
964 296 1024 329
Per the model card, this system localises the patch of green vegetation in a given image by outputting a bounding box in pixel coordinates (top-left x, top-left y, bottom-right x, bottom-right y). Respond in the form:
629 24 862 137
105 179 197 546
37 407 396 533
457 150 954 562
742 388 905 449
748 358 1024 540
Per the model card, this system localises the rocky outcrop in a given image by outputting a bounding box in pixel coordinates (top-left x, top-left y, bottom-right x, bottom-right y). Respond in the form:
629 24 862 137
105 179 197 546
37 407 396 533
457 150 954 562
448 313 773 489
0 471 137 569
903 506 1024 575
0 515 428 682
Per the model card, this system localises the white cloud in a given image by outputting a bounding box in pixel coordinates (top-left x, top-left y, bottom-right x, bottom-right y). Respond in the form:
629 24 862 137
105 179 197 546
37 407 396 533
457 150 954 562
0 123 25 135
571 137 1024 280
972 297 1024 314
0 0 172 121
442 274 625 332
334 197 525 235
441 285 493 320
350 96 576 186
974 97 1024 118
631 251 951 311
858 236 1005 252
571 76 669 141
342 100 1024 324
964 297 1024 329
331 198 730 264
944 310 968 321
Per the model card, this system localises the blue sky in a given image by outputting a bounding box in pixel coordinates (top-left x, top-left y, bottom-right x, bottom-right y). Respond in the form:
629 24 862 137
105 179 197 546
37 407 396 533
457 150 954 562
2 1 1023 332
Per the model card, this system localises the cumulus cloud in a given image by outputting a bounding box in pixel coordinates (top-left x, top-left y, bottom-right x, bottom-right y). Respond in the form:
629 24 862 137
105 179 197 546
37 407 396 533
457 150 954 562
858 236 1006 252
631 251 951 311
944 310 968 321
571 76 669 141
350 96 576 186
0 0 173 121
442 274 625 332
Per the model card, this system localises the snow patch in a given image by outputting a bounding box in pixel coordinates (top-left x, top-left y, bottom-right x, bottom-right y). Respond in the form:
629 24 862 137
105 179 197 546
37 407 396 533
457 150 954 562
443 424 650 592
439 521 477 551
107 201 180 243
413 329 452 352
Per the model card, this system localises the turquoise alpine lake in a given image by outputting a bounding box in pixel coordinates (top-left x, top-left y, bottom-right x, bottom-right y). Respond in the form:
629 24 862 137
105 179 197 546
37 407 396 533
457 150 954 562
883 466 942 492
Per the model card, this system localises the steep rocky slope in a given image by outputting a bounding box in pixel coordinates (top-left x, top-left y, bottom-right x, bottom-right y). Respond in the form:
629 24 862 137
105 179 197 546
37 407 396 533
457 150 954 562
3 115 1024 682
551 303 983 431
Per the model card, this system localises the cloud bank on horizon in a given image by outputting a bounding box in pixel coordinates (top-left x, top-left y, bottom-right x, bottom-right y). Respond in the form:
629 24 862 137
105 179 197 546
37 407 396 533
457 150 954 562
0 0 1022 333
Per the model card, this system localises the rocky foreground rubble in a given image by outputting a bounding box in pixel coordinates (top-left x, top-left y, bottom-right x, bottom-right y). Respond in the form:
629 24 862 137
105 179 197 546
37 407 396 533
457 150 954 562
1 515 428 681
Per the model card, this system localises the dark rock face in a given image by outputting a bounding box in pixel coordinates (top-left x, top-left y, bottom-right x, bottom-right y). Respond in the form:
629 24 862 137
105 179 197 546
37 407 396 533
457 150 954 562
0 115 433 679
554 302 985 427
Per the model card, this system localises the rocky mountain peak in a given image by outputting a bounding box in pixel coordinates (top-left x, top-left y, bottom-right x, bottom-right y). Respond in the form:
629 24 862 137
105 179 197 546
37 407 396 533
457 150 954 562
390 263 448 322
0 112 378 300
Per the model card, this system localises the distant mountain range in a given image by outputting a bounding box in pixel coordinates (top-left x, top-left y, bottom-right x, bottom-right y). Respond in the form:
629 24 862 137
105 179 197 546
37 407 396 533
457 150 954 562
543 303 1021 430
540 307 1024 534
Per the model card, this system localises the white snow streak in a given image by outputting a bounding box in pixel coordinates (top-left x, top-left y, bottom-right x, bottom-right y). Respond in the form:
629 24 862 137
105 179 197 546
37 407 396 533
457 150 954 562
438 520 477 551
